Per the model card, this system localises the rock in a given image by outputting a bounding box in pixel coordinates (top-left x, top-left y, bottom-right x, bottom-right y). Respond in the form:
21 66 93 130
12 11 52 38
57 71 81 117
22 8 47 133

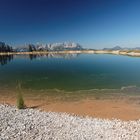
0 104 140 140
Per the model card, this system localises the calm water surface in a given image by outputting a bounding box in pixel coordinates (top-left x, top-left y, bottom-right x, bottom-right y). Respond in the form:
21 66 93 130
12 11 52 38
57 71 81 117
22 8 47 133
0 54 140 92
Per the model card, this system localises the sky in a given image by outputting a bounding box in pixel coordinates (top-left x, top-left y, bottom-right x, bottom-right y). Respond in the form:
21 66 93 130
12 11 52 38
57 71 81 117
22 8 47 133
0 0 140 49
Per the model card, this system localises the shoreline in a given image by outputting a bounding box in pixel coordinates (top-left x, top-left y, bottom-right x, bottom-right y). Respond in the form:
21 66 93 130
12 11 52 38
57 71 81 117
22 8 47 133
1 94 140 121
0 87 140 121
0 50 140 57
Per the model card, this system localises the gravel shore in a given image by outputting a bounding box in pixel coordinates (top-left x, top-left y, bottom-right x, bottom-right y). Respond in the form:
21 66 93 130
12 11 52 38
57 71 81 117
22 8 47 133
0 104 140 140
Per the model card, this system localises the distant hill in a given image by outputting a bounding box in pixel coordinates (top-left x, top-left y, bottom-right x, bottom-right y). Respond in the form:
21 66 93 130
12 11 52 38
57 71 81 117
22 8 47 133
103 46 140 51
103 46 122 51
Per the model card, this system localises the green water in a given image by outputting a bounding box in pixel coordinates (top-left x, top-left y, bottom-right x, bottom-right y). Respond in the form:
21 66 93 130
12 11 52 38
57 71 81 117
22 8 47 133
0 54 140 93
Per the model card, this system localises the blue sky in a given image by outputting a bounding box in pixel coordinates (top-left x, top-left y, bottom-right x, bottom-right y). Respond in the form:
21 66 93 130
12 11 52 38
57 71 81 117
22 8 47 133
0 0 140 48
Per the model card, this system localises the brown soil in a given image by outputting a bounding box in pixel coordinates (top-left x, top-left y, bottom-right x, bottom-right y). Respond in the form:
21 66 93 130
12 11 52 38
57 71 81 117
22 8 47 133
0 95 140 121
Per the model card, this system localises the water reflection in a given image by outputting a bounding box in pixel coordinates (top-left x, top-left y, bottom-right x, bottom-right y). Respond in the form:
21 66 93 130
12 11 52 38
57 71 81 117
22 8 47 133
29 54 37 60
29 53 79 60
0 53 79 65
0 55 13 66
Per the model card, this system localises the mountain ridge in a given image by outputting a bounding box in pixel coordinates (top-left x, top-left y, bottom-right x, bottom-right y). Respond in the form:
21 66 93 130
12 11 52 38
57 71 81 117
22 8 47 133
0 42 83 52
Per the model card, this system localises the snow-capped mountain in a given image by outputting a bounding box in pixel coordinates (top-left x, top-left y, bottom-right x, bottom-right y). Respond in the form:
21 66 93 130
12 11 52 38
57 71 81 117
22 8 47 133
15 42 83 52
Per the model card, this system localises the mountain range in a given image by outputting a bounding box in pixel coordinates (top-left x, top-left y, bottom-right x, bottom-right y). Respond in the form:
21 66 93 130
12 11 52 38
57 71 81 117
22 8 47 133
15 42 83 52
1 41 140 53
0 42 83 52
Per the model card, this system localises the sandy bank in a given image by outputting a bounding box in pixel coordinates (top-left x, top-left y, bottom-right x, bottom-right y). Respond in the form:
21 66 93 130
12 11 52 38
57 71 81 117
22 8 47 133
1 94 140 121
0 50 140 57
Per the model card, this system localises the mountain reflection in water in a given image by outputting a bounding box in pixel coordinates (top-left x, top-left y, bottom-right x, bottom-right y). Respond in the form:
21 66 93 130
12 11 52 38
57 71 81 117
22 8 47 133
0 55 14 66
29 53 79 60
0 53 79 65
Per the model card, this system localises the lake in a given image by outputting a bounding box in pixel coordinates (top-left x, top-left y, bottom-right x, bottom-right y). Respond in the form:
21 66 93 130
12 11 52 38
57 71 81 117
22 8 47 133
0 53 140 99
1 53 140 120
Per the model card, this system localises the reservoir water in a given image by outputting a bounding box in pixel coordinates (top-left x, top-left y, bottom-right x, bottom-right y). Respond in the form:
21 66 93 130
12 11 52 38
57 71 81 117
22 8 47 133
0 54 140 93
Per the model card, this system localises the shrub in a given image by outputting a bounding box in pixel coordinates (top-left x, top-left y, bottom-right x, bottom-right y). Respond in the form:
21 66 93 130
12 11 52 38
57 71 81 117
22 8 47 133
16 82 25 109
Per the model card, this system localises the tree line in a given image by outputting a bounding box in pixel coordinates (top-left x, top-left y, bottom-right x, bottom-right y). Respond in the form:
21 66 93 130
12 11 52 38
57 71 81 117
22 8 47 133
0 42 13 52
